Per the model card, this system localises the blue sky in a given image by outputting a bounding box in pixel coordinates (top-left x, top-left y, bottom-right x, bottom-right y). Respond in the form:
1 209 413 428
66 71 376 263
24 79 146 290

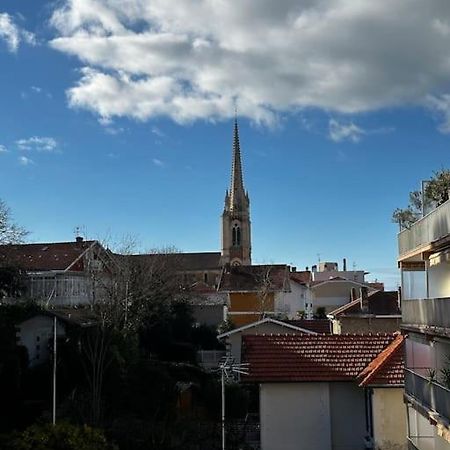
2 1 450 289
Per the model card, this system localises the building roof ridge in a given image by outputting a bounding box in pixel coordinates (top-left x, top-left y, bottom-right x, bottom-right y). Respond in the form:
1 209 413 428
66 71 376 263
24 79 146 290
357 333 405 386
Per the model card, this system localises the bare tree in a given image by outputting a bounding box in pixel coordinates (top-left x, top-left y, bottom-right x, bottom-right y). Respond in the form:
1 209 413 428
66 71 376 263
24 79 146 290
78 242 187 424
255 266 275 319
0 199 28 245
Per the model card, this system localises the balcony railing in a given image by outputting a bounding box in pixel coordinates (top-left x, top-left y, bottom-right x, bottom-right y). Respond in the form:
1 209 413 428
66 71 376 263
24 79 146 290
402 297 450 331
405 369 450 422
398 200 450 258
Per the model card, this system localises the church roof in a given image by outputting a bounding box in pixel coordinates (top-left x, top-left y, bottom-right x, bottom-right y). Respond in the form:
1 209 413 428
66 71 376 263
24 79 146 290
121 251 222 271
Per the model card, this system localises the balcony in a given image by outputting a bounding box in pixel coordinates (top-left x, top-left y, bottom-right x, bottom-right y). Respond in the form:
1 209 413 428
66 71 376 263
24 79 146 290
402 297 450 333
405 368 450 422
399 200 450 260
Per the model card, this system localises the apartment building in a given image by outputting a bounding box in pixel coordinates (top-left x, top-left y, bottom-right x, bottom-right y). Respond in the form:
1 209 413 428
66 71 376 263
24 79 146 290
399 199 450 449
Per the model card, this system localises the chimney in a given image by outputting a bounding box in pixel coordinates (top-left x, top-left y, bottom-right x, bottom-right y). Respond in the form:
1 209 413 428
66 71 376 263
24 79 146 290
291 266 297 273
76 236 83 243
343 258 347 271
360 287 369 313
350 287 357 302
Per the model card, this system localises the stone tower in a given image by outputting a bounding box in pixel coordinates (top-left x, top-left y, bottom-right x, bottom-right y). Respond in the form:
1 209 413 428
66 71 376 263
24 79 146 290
221 119 251 266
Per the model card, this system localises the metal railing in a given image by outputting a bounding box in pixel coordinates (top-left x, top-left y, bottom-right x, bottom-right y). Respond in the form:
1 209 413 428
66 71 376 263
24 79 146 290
405 368 450 422
402 297 450 330
398 200 450 257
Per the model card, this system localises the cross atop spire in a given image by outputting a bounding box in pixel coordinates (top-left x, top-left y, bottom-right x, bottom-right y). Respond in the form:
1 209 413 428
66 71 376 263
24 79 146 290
229 118 246 210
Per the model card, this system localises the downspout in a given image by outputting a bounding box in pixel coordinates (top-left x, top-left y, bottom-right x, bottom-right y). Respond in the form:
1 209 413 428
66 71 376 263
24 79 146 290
364 388 374 448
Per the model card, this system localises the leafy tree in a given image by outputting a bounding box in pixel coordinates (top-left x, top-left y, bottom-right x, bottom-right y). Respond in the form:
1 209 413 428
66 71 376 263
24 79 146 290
5 422 113 450
424 169 450 206
392 169 450 230
315 306 327 319
391 207 418 231
0 265 27 299
0 199 28 244
0 303 43 432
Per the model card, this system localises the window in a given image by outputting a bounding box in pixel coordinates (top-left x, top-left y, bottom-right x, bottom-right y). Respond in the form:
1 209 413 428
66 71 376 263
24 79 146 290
204 273 208 283
232 224 241 246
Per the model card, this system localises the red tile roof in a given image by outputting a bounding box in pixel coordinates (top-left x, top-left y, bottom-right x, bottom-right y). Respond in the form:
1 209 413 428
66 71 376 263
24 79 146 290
329 291 401 317
218 264 289 292
0 240 96 271
242 333 396 382
358 334 405 387
284 319 332 334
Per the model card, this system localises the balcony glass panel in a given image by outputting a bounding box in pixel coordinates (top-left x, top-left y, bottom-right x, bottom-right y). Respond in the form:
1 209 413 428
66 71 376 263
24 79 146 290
405 369 450 422
399 200 450 257
402 297 450 330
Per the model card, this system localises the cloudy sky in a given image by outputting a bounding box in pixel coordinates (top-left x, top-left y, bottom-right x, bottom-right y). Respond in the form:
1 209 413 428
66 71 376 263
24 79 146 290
2 0 450 287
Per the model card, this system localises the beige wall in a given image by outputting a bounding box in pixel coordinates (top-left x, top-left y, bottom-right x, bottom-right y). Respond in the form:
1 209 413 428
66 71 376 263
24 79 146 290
372 388 407 450
259 382 368 450
260 383 332 450
333 317 401 334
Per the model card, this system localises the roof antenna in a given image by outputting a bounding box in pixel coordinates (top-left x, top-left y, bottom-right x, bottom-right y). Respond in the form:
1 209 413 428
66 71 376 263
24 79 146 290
74 226 84 242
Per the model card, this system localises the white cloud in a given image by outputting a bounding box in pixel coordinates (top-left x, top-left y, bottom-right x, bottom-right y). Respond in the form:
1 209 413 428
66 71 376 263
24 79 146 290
18 156 34 166
152 158 165 167
151 126 164 137
0 144 7 153
426 94 450 133
0 13 35 52
47 1 450 126
16 136 59 152
329 119 365 143
104 126 124 135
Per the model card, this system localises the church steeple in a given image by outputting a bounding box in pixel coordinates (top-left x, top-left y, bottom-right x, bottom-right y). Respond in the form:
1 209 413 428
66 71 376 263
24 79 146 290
221 118 252 266
229 119 245 210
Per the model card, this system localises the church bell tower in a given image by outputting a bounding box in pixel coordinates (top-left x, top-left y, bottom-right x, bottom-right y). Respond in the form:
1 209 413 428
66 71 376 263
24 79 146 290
221 119 251 266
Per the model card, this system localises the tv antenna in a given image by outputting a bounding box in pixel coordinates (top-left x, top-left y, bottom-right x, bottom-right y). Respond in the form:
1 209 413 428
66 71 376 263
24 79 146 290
217 355 249 450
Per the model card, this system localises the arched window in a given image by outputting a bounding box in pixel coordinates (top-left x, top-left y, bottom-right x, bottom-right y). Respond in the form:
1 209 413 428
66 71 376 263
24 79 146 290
232 224 241 246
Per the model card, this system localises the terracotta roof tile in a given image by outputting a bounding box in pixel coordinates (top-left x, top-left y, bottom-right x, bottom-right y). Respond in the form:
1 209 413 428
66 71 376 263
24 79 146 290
242 333 396 382
0 240 96 272
358 334 405 387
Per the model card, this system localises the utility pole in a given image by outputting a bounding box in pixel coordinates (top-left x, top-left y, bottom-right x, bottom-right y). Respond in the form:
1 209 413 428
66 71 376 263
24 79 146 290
52 315 57 426
218 356 249 450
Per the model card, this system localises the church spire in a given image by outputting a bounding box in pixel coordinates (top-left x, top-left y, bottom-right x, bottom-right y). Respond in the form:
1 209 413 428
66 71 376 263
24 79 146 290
229 118 246 211
221 117 251 266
